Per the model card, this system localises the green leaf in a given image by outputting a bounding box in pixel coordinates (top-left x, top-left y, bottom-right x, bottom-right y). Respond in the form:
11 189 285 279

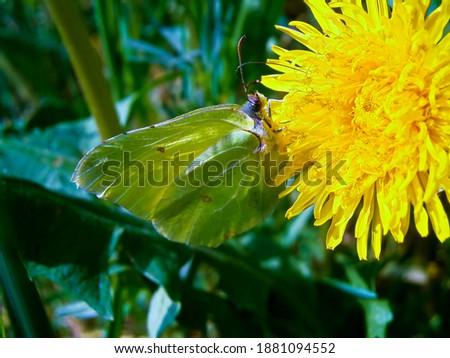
124 232 192 298
147 286 181 338
196 246 272 314
342 261 393 337
320 277 378 299
0 118 99 199
177 287 264 337
360 299 393 338
0 95 141 199
54 301 99 320
126 39 194 67
0 177 117 319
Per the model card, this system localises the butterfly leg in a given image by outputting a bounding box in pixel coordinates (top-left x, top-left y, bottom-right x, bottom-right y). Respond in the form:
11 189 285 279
240 128 267 153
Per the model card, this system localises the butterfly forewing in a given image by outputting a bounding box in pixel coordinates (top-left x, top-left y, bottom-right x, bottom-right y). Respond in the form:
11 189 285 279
73 105 250 215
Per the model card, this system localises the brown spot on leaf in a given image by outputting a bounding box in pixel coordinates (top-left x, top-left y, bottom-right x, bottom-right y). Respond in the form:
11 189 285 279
156 147 165 153
200 194 212 202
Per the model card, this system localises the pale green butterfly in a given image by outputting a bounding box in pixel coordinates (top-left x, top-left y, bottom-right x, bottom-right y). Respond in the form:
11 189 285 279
72 91 287 247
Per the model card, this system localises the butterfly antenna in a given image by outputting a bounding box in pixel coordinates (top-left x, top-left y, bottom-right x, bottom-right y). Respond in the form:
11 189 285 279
237 35 249 94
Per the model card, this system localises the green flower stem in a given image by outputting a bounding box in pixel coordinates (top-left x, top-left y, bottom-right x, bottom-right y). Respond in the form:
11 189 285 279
0 204 54 337
45 0 122 140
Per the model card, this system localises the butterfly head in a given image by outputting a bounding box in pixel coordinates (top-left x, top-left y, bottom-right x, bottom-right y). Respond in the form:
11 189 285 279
244 91 272 130
247 91 268 114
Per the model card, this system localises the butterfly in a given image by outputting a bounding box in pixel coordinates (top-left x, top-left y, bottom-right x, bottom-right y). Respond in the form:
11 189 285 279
72 91 287 247
73 31 291 246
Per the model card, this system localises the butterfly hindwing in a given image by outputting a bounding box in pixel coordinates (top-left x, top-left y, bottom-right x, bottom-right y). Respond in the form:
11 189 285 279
151 130 284 246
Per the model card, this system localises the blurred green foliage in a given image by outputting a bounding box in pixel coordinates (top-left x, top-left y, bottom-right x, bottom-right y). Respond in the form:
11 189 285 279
0 0 449 338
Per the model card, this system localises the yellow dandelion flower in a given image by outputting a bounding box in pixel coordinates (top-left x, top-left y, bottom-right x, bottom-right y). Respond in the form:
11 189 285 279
262 0 450 259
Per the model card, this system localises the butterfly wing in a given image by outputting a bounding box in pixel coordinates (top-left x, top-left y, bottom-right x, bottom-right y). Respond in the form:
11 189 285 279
72 104 284 246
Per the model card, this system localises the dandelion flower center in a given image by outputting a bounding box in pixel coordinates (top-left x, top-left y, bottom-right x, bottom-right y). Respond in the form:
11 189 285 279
262 0 450 259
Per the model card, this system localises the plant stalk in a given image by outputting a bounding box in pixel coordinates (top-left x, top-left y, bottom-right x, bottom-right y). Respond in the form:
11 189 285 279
45 0 122 140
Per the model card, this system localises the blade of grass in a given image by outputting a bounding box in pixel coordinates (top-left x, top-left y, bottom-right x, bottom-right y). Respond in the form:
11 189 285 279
44 0 121 140
0 202 54 337
92 0 123 100
0 290 5 338
0 52 38 108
